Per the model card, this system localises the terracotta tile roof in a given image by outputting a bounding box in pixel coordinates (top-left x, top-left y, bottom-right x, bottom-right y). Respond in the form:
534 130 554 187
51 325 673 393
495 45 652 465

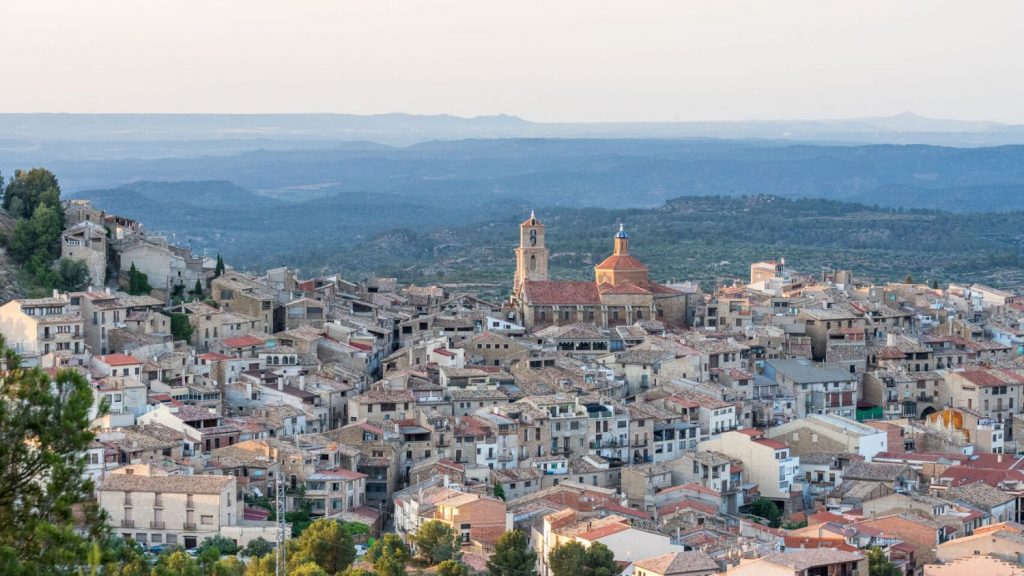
924 555 1024 576
633 551 719 574
576 522 631 541
96 353 143 366
754 438 788 450
223 335 265 348
599 281 651 295
759 549 863 571
522 280 601 305
309 468 367 481
843 462 909 482
594 253 648 272
100 473 233 494
957 368 1024 388
878 346 906 359
941 466 1024 488
657 498 718 517
659 483 720 497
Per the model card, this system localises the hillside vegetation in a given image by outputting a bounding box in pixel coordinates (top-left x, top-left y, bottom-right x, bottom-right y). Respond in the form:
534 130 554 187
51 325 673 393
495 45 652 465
73 180 1024 297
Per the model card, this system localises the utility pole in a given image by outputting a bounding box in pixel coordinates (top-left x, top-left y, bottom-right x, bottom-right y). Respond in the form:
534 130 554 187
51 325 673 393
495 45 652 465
276 471 287 576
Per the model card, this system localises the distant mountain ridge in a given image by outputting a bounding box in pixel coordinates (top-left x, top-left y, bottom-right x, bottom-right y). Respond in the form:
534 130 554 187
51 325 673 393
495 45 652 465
60 140 1024 213
3 112 1024 148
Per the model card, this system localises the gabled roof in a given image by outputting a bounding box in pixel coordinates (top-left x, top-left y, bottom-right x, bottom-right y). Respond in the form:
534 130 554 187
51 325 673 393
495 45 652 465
599 281 651 295
633 551 719 575
100 473 232 494
223 335 265 348
95 353 143 366
522 280 601 305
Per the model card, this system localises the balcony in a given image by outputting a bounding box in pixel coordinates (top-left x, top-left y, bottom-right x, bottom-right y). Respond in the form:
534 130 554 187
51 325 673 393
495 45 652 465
121 519 135 528
498 453 515 463
150 521 165 529
183 522 197 531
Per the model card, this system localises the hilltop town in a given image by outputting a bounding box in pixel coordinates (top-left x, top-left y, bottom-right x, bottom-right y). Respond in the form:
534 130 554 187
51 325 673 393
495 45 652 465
3 193 1024 576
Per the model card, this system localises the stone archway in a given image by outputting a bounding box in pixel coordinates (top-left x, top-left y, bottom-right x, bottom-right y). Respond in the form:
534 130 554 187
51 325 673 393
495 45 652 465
919 406 937 420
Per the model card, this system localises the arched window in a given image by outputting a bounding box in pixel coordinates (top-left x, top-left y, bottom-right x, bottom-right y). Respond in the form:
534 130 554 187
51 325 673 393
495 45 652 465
529 254 537 271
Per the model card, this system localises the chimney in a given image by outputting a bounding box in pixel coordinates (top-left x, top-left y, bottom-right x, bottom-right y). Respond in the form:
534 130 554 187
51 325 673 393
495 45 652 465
52 289 59 298
299 375 306 391
277 378 284 391
105 287 111 295
998 452 1003 463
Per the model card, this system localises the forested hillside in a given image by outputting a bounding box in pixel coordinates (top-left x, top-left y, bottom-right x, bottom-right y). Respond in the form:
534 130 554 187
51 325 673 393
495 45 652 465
73 180 1024 297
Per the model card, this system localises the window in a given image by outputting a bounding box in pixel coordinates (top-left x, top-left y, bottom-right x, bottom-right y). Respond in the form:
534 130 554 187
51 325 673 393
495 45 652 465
201 515 214 525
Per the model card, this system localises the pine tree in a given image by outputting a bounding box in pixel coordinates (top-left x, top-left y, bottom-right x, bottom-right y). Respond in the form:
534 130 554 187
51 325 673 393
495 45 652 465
410 520 461 565
486 530 536 576
286 518 356 574
0 335 107 570
366 534 410 576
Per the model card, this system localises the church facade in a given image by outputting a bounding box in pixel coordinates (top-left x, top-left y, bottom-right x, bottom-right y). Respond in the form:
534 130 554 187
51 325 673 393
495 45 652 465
511 213 689 330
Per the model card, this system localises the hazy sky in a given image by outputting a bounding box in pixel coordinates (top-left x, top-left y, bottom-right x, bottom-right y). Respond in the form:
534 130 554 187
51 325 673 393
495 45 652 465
3 1 1024 123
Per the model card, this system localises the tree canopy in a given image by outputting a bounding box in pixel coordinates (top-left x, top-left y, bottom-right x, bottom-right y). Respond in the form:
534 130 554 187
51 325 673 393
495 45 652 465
436 559 470 576
487 530 537 576
287 518 356 574
867 546 901 576
748 498 783 528
2 168 62 220
242 537 275 559
548 541 620 576
410 520 461 565
127 263 152 295
0 336 107 572
366 534 410 576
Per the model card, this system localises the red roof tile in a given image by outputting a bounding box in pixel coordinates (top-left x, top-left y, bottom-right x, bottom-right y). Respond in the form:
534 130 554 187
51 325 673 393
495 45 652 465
594 254 648 271
522 280 601 305
576 522 630 541
223 335 264 348
599 281 651 295
754 438 788 450
96 353 143 366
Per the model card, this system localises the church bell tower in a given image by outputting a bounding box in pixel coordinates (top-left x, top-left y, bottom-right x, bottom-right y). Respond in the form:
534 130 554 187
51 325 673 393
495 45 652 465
514 211 549 296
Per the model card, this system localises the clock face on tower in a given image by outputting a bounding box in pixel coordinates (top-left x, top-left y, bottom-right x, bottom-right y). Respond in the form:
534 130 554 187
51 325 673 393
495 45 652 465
529 230 537 246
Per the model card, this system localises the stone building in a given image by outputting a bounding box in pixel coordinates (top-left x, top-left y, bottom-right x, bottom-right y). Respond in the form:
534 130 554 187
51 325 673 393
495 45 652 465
98 467 243 550
511 214 688 330
61 221 108 287
0 294 85 366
